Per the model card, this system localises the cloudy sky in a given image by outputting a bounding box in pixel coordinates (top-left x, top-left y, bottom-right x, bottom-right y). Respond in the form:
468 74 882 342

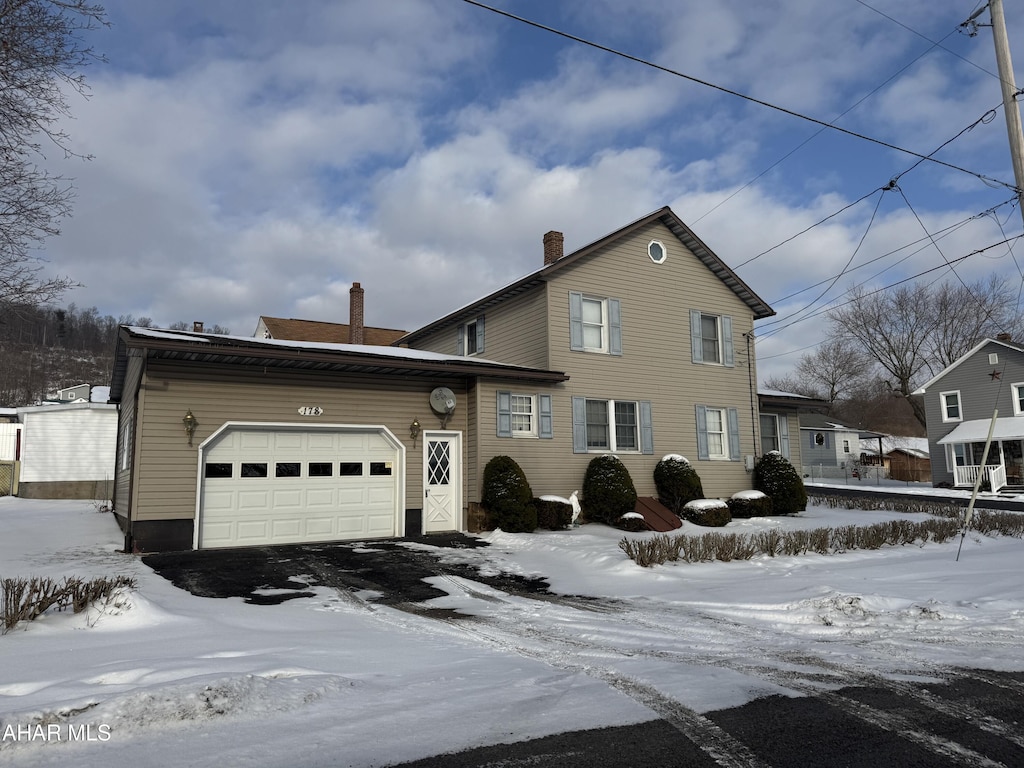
34 0 1024 381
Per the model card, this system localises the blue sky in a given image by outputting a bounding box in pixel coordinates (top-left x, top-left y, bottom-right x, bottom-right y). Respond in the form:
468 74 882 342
36 0 1024 381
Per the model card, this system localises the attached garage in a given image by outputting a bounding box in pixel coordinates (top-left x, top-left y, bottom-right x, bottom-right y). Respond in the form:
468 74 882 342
197 423 404 549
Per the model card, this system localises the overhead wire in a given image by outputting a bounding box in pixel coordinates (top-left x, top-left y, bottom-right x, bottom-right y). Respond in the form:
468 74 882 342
462 0 1019 193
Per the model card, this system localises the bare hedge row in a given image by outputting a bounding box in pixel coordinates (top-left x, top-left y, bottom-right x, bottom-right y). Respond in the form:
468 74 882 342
619 495 1024 567
2 575 136 633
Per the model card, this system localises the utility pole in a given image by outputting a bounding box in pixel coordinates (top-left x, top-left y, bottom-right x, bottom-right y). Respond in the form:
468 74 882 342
987 0 1024 227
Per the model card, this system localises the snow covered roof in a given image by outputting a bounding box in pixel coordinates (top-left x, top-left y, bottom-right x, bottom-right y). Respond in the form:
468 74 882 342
937 417 1024 444
110 326 568 403
859 436 930 458
799 413 857 432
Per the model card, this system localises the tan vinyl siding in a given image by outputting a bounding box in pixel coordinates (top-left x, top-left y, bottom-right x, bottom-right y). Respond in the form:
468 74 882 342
407 288 550 369
113 356 144 521
541 219 757 498
130 361 467 524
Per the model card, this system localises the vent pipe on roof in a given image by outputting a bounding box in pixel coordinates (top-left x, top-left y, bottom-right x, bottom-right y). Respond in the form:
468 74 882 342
349 282 364 345
543 231 564 265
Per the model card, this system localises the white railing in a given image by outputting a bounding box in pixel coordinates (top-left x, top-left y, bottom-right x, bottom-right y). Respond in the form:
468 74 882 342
953 463 1007 492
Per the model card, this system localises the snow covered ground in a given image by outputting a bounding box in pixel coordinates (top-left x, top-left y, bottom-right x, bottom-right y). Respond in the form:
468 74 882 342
0 493 1022 767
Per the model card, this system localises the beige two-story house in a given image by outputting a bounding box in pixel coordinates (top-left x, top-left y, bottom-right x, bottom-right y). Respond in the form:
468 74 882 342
109 206 774 552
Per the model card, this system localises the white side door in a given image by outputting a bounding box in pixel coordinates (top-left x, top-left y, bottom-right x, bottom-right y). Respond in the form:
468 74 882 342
423 432 461 533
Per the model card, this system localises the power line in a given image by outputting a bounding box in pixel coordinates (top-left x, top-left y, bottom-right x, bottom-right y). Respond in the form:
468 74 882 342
463 0 1019 192
755 233 1024 346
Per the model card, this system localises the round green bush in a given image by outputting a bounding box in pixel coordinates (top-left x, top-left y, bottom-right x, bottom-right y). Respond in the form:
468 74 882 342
481 456 536 532
682 499 731 527
727 491 773 519
582 455 638 526
753 451 807 515
653 455 704 515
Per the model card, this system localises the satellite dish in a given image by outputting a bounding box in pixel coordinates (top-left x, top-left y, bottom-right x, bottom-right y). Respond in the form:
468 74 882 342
430 387 457 415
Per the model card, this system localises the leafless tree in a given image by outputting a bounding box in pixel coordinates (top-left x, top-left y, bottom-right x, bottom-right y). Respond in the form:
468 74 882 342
0 0 107 310
828 283 935 427
926 276 1024 372
826 278 1023 428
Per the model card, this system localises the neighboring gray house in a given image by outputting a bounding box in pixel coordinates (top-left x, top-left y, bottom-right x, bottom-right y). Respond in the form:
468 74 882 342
799 413 861 470
912 336 1024 490
757 390 828 469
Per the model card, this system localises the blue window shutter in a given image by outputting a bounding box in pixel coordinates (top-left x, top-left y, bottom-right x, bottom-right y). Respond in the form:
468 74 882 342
539 394 553 439
727 408 741 461
690 310 703 363
722 315 734 367
496 391 511 437
608 298 622 356
779 415 790 459
569 292 584 351
456 324 465 356
572 396 587 453
476 315 485 354
639 401 653 454
695 405 709 460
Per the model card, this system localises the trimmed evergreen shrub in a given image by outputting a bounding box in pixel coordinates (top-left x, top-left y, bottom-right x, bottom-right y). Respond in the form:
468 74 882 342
582 455 638 526
728 491 773 519
617 512 649 533
534 498 573 530
481 456 536 533
753 451 807 515
653 455 704 515
682 499 732 527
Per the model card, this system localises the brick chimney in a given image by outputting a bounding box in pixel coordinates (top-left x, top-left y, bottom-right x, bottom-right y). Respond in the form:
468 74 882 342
349 282 364 344
543 231 564 265
193 321 204 332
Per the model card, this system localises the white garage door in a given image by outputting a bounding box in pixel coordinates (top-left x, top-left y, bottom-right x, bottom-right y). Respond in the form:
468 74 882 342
198 425 402 549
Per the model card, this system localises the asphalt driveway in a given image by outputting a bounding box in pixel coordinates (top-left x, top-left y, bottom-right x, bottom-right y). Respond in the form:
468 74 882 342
142 533 551 608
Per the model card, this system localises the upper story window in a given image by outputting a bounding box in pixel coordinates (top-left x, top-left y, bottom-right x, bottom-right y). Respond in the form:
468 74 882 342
581 297 607 352
458 315 484 356
940 390 962 422
648 240 666 264
689 310 734 366
1013 383 1024 416
569 292 622 356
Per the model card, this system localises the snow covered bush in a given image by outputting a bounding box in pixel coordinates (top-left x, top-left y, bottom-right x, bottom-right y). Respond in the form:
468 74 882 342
582 455 637 526
727 489 773 519
653 455 704 515
533 497 573 530
753 451 807 515
681 499 731 527
481 456 536 533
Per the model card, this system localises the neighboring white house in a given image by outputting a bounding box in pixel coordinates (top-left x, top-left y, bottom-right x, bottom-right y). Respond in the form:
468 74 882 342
14 401 117 500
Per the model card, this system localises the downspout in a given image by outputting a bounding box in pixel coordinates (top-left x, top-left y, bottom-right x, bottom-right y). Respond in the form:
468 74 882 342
745 331 758 459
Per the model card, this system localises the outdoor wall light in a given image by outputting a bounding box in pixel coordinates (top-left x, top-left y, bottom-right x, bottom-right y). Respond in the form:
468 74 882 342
410 418 421 447
183 410 198 447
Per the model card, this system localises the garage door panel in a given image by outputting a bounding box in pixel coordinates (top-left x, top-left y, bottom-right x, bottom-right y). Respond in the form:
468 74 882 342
200 426 401 548
239 432 271 450
274 432 303 450
272 489 303 507
238 490 270 511
236 520 270 541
